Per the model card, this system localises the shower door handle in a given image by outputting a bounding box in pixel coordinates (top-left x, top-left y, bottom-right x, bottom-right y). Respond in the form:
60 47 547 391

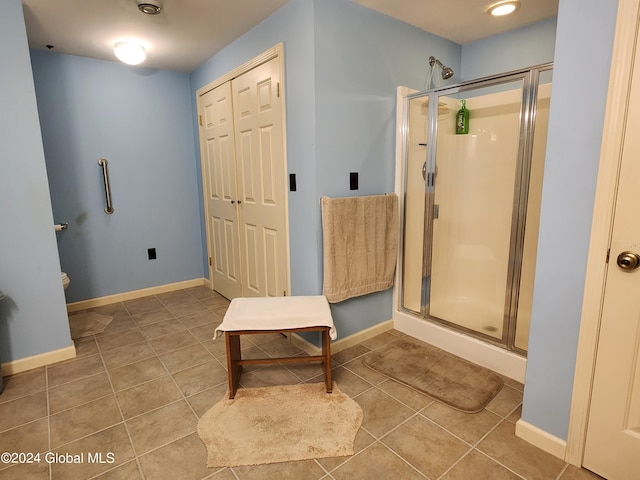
617 251 640 270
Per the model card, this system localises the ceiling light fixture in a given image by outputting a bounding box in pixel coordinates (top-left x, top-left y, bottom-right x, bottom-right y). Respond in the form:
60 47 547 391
487 1 521 16
113 42 146 65
137 0 161 15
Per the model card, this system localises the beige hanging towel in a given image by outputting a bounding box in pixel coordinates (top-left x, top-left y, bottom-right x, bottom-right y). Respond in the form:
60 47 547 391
321 193 399 303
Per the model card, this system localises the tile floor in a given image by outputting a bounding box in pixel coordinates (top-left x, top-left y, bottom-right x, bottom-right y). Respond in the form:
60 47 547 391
0 286 603 480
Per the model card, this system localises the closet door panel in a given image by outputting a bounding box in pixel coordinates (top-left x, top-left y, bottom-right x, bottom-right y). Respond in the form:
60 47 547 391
232 57 288 297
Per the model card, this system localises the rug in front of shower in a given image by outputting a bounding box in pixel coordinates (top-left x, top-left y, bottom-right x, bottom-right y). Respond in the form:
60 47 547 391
68 312 113 339
363 338 503 413
197 382 362 467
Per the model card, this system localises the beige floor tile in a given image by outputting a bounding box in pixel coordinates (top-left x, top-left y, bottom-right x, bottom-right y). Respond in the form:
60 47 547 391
132 308 174 326
559 465 606 479
382 414 470 478
0 460 50 479
421 401 502 444
47 354 105 387
0 418 49 456
331 344 371 366
101 341 157 370
165 299 208 317
232 459 327 480
123 296 165 315
0 368 46 404
116 376 183 419
74 338 100 358
0 391 47 432
100 316 138 335
50 395 122 448
326 366 373 398
126 400 197 455
137 432 211 480
88 302 130 321
177 310 220 329
331 442 423 479
377 379 434 412
257 337 305 358
477 420 566 480
50 424 135 479
148 330 198 355
92 460 143 479
186 384 228 418
359 331 398 350
486 384 524 418
96 328 146 353
354 387 414 438
172 360 228 396
441 450 521 479
188 324 217 343
159 342 215 374
238 364 302 391
342 357 388 386
316 428 375 472
48 372 113 414
108 356 168 391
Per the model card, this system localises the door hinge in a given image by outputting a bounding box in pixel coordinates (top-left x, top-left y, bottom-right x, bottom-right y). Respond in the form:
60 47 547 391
276 82 280 98
606 248 610 264
433 204 440 219
209 256 212 266
199 115 203 126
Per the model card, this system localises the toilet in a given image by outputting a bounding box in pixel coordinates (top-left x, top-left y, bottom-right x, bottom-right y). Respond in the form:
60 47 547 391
61 272 70 290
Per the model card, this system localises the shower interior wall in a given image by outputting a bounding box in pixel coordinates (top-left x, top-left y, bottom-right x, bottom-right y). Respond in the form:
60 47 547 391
402 81 551 352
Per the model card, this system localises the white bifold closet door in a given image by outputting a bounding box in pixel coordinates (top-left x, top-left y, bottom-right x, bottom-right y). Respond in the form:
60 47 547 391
199 56 288 300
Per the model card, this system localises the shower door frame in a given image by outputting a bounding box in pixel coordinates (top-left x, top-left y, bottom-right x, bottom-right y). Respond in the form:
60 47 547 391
399 63 553 355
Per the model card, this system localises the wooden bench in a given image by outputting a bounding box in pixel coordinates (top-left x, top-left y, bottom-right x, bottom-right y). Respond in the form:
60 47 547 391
214 296 336 399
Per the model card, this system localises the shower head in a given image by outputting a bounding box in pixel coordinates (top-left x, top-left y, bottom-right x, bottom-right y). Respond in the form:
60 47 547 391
429 56 454 80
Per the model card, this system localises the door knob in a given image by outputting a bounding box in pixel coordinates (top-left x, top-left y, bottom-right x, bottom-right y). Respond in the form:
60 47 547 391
616 251 640 270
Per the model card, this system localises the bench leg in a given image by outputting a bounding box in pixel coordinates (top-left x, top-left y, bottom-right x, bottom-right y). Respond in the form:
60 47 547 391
322 328 332 393
225 333 242 399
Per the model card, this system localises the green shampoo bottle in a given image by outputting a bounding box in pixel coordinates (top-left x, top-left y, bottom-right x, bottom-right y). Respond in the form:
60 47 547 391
456 99 469 135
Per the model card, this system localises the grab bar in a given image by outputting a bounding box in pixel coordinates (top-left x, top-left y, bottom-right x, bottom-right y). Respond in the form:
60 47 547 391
98 158 114 214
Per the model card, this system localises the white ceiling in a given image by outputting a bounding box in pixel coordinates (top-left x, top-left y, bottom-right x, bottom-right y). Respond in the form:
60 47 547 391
21 0 559 73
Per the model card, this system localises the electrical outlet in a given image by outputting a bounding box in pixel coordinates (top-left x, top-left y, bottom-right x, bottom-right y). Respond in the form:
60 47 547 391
148 248 157 260
350 172 359 190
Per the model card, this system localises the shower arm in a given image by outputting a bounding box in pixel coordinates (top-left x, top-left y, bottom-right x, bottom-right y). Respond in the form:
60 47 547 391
429 56 444 70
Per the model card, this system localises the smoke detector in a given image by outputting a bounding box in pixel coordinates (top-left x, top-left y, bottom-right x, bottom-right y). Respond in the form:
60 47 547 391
137 0 161 15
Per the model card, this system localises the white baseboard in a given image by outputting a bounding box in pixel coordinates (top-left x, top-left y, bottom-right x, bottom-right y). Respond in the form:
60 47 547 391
2 344 77 376
66 278 207 312
515 419 567 460
292 319 394 355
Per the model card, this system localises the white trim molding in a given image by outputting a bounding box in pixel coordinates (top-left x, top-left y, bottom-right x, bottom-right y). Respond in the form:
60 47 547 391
66 278 207 312
1 345 77 376
292 319 394 356
516 419 567 460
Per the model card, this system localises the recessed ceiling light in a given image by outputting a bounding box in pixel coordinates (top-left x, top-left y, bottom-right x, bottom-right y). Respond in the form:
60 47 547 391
113 42 146 65
487 1 521 16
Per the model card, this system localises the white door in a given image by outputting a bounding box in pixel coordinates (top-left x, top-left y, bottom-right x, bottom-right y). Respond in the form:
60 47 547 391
231 57 288 297
199 82 243 299
582 13 640 477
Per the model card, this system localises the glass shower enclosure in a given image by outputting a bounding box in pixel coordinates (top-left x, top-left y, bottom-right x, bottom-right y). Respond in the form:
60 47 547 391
400 65 552 355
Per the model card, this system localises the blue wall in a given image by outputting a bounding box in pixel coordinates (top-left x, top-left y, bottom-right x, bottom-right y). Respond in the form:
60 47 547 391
461 17 558 80
30 52 204 304
522 0 618 440
0 0 72 362
191 0 461 339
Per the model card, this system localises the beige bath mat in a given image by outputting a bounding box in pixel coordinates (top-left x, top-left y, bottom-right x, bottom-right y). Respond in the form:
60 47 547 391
68 312 113 339
197 382 362 467
363 339 503 413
